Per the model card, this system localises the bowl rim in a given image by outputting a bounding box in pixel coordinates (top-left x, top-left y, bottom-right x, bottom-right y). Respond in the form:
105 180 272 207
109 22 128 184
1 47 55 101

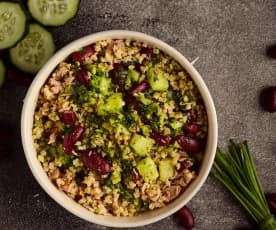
21 30 217 228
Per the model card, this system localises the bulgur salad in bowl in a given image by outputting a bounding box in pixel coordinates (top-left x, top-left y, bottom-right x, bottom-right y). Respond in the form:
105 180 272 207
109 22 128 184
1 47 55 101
21 31 217 227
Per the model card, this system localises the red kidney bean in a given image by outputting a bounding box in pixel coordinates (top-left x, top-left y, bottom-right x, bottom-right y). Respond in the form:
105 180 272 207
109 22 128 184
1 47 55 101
187 114 197 123
76 69 90 87
186 124 201 135
63 125 84 154
150 131 170 146
109 63 128 91
72 46 95 62
113 63 125 70
61 110 76 125
267 44 276 59
175 135 202 153
175 206 195 230
129 81 149 95
266 193 276 215
131 168 141 181
141 47 154 60
260 86 276 113
63 135 74 154
7 68 33 87
82 150 111 175
120 140 125 145
123 95 140 112
178 160 193 174
70 125 84 143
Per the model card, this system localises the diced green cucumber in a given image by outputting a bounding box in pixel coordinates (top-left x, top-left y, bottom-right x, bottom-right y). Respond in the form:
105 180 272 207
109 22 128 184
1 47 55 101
27 0 80 26
130 134 154 156
97 93 125 115
125 69 140 89
114 123 131 140
90 75 112 95
110 170 121 184
98 77 111 95
159 159 174 182
128 69 140 81
0 58 6 88
144 102 161 116
9 23 55 74
147 67 169 91
141 125 151 137
135 93 153 105
0 2 28 50
170 119 183 129
137 157 159 182
48 144 74 166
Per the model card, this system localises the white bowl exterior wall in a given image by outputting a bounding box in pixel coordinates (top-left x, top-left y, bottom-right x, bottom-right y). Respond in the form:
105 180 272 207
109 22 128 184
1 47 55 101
21 30 217 228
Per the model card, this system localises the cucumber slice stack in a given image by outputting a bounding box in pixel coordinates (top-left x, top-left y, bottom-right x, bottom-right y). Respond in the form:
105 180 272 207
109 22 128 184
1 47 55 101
28 0 80 26
0 2 28 50
0 0 81 83
9 24 55 74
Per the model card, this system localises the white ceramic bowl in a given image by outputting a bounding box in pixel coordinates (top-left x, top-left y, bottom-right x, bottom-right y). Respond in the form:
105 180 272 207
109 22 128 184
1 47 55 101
21 30 217 228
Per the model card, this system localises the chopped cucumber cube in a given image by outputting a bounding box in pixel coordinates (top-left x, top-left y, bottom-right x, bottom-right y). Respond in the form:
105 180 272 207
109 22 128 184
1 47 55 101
170 120 183 129
125 69 140 89
90 75 112 95
141 125 151 137
110 170 121 184
130 134 154 156
147 67 168 91
159 159 174 182
128 69 140 81
137 157 159 182
135 93 153 105
97 93 124 115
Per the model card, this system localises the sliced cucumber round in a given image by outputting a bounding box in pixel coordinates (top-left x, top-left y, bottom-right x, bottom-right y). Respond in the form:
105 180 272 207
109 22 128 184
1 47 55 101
0 2 28 50
0 58 6 88
9 24 55 74
27 0 80 26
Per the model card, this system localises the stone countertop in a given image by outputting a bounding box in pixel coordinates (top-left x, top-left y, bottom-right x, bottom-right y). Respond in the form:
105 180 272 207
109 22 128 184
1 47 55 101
0 0 275 229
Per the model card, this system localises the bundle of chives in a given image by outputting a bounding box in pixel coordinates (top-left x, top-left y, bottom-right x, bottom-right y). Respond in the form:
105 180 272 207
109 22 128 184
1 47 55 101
211 141 276 230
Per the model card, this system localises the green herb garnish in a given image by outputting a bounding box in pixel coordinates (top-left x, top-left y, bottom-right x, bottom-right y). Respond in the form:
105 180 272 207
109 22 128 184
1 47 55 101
119 186 134 202
73 84 89 104
211 141 276 230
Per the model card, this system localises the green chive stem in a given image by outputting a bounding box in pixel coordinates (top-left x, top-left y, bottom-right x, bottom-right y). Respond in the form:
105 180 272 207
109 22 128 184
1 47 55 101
211 141 276 230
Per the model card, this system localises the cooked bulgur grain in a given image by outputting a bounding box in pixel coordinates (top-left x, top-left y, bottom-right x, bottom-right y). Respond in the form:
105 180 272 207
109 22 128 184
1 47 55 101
33 39 208 216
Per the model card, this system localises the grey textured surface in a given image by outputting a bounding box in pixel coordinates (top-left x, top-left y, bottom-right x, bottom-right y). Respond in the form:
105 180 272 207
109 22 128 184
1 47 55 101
0 0 276 229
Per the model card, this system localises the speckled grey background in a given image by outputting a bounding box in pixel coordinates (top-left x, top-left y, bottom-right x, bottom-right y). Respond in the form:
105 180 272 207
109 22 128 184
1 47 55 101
0 0 275 229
